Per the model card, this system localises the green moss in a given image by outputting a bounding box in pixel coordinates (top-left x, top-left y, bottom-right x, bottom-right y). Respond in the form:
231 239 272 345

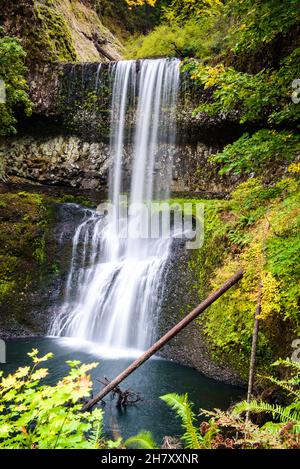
34 236 46 265
0 191 54 305
169 176 300 379
55 194 95 207
0 255 18 304
51 263 60 274
169 196 230 297
13 0 78 64
32 1 77 62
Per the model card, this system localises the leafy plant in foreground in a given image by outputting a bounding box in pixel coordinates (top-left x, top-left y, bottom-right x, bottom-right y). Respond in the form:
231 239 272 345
160 393 202 448
126 431 158 449
0 349 110 449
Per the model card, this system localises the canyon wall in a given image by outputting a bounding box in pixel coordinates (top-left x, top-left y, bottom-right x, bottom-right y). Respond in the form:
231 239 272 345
1 63 251 195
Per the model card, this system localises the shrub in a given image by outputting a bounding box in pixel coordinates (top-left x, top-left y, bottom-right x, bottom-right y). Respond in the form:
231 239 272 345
0 349 107 449
0 34 32 136
210 130 300 175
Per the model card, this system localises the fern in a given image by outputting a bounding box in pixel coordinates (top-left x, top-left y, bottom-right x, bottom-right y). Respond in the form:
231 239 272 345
125 431 157 449
272 358 300 386
261 374 300 401
272 358 300 372
233 400 300 429
160 393 203 449
88 417 103 449
106 438 123 449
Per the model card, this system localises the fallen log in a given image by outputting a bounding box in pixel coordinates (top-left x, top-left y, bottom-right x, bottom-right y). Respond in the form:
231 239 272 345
83 269 243 411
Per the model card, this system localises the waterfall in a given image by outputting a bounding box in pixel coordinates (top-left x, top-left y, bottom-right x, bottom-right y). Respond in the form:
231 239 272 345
50 59 180 353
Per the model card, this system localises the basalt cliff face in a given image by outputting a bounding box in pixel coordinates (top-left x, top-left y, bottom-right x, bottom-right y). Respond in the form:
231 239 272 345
0 62 253 195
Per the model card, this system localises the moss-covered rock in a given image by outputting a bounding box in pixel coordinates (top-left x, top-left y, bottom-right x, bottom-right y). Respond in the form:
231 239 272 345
1 0 122 65
0 183 100 339
201 176 300 380
159 173 300 385
0 190 54 335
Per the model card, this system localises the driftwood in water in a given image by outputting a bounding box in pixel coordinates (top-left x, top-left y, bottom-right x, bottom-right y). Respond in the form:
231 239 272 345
97 377 141 407
83 269 243 411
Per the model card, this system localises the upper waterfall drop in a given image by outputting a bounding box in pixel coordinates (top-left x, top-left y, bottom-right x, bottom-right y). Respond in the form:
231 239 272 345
50 58 180 353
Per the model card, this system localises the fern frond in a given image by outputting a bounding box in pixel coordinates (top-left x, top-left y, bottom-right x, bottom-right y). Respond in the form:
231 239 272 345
233 399 300 425
88 418 103 449
160 393 202 449
261 374 300 400
272 358 300 374
125 431 157 449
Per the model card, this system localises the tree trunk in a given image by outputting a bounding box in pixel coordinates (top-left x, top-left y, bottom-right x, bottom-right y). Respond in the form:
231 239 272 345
246 220 270 419
246 279 262 418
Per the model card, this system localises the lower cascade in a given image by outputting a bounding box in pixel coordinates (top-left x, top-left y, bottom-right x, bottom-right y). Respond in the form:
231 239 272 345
50 58 180 352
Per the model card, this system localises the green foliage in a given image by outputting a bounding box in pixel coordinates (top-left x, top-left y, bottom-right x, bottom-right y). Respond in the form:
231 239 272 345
225 0 300 54
126 0 300 61
125 431 157 449
126 15 225 59
233 359 300 433
158 360 299 448
0 349 106 449
127 358 300 448
126 0 157 6
126 392 205 450
128 0 300 197
210 130 300 175
125 0 226 58
200 407 299 448
187 47 300 127
0 35 32 136
160 393 202 448
97 0 169 36
163 0 223 23
234 400 300 431
177 176 300 377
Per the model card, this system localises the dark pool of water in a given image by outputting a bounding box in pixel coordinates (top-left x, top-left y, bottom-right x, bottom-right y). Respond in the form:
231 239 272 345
1 337 244 443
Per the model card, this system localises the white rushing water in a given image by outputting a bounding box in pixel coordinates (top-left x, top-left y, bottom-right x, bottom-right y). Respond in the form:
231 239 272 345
50 59 180 353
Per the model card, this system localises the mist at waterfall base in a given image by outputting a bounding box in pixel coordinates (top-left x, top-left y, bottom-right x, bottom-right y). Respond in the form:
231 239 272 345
3 338 243 441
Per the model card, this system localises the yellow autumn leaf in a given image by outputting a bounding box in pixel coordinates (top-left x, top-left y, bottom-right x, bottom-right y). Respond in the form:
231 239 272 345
16 404 27 411
126 0 157 6
288 162 300 174
27 348 38 358
15 366 30 379
0 374 16 389
31 368 49 381
35 352 54 363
